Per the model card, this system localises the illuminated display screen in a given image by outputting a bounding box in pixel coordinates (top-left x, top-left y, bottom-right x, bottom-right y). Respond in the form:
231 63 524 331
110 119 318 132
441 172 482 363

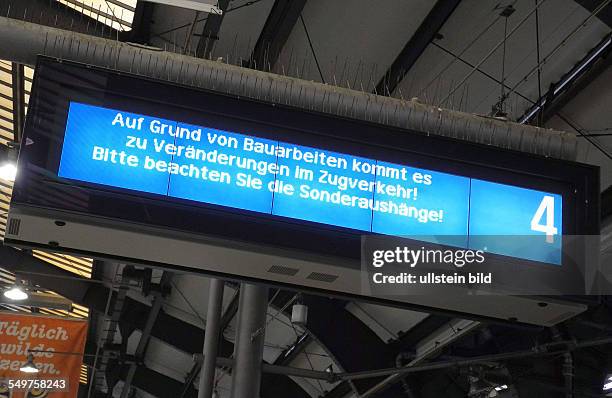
58 102 563 264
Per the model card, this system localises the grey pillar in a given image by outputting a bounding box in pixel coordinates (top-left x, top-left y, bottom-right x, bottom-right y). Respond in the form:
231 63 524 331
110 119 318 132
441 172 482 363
230 283 269 398
198 278 225 398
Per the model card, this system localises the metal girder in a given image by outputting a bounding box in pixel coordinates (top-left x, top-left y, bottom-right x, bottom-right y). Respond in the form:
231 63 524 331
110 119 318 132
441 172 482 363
574 0 612 27
274 333 313 366
248 0 307 71
120 272 172 398
359 319 481 397
220 288 239 331
375 0 461 95
180 362 202 398
0 245 309 398
272 289 480 398
272 291 402 396
123 0 155 44
322 314 452 397
195 355 335 382
94 265 131 394
518 32 612 125
195 0 230 59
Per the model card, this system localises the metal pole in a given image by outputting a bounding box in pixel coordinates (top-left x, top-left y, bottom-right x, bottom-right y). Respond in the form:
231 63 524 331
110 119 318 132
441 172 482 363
198 278 225 398
11 62 24 143
230 283 268 398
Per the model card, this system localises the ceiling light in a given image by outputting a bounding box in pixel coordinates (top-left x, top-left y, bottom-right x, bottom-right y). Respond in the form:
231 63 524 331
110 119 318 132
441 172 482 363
3 284 28 301
0 162 17 181
0 143 17 181
19 354 39 373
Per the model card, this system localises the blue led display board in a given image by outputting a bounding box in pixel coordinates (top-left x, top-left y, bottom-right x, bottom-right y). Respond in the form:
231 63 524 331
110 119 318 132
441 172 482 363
58 102 563 264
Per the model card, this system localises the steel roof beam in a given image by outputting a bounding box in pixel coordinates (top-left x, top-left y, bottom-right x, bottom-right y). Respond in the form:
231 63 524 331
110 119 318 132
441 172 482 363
0 245 308 398
195 0 231 59
120 272 171 398
574 0 612 27
123 0 155 44
518 32 612 125
248 0 307 71
375 0 461 96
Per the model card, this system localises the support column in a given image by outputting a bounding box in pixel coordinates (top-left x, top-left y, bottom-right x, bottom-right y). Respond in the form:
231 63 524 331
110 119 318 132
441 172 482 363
230 283 268 398
198 278 225 398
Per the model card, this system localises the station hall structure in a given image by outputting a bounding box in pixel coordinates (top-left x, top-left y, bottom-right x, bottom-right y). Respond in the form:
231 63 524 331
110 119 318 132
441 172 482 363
0 1 612 397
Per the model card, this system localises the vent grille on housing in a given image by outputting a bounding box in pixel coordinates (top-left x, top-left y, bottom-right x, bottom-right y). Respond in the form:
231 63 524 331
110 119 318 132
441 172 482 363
7 218 20 236
306 272 338 283
268 265 299 276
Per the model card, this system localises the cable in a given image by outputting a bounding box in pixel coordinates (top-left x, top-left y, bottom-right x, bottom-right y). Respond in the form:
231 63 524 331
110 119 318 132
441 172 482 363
578 133 612 137
584 127 612 133
439 0 549 106
556 112 612 160
149 0 265 42
170 279 206 327
469 2 584 114
299 14 325 84
431 42 536 107
103 0 125 32
417 4 510 98
534 0 543 126
289 324 325 393
502 0 612 106
498 12 509 115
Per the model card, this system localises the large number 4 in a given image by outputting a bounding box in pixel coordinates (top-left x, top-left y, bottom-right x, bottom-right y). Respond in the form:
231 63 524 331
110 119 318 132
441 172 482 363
530 196 558 243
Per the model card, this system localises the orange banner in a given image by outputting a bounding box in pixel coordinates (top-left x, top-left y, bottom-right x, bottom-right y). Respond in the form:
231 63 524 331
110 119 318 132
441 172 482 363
0 313 88 398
